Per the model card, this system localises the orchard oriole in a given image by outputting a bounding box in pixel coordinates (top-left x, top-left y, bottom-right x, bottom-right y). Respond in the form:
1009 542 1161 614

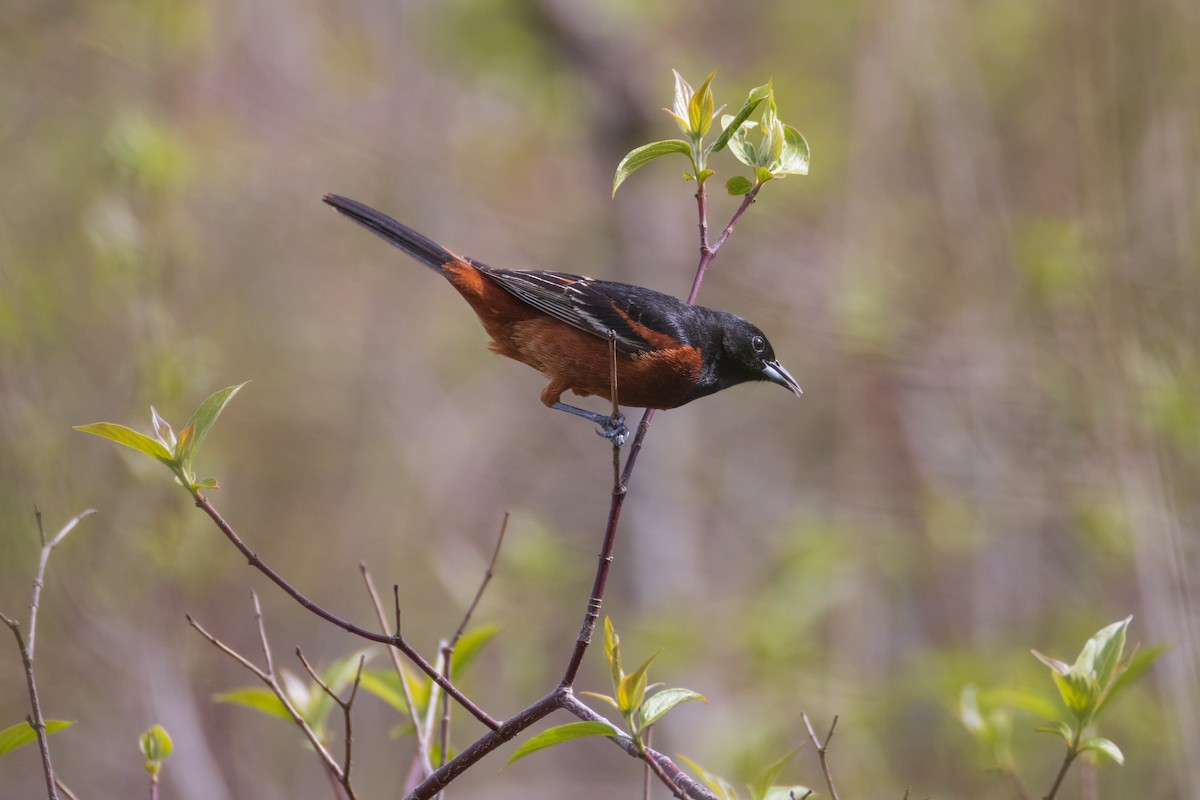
323 194 801 444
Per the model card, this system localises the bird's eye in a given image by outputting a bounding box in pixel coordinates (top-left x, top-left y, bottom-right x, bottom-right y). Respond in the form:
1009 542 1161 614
751 334 766 353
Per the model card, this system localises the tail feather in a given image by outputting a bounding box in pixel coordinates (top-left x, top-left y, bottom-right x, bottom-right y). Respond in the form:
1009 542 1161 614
323 194 457 272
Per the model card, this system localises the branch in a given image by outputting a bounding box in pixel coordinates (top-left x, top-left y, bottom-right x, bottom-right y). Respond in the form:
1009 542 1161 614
190 491 499 731
1044 743 1081 800
562 693 713 800
1 508 96 800
685 182 761 304
186 597 346 788
361 565 433 779
560 180 759 688
437 511 510 782
298 648 366 798
802 712 841 800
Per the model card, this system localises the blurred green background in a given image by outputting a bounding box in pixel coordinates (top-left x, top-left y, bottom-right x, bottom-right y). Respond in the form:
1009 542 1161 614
2 0 1197 797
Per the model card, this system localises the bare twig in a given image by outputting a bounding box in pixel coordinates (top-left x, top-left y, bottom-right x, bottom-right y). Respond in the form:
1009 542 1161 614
361 565 433 778
298 649 366 795
685 183 761 305
449 512 509 649
186 600 347 790
608 330 622 484
1044 747 1081 800
435 511 511 793
561 693 709 800
802 712 841 800
191 491 499 731
54 779 81 800
2 508 96 800
643 726 653 800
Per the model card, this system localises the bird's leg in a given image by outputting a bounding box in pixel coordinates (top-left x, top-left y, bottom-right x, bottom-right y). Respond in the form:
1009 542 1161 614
550 402 628 446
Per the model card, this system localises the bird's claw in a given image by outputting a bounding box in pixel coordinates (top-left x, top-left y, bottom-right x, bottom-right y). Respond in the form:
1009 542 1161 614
595 413 628 447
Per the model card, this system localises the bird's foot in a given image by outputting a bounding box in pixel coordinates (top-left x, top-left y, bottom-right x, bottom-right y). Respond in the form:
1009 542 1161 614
550 402 628 447
594 413 628 447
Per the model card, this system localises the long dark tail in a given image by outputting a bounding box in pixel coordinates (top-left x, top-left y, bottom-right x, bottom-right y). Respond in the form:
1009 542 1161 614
323 194 458 271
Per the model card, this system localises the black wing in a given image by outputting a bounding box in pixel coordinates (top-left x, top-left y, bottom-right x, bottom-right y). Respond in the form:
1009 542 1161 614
471 263 690 354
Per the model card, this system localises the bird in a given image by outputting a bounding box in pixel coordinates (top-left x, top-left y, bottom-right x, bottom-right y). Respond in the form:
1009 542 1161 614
323 194 801 445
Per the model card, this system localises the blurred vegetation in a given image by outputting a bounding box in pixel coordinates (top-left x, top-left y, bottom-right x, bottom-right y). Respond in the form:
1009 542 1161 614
2 0 1197 798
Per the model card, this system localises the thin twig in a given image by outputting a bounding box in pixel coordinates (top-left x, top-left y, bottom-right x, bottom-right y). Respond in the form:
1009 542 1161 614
252 592 274 676
638 726 687 799
448 511 509 648
191 491 499 731
1044 747 1080 799
608 330 623 485
435 511 511 795
186 606 344 783
685 184 760 305
361 565 432 778
643 726 653 800
801 712 841 800
561 693 710 800
423 649 446 764
54 779 81 800
28 509 95 659
2 508 96 800
298 649 366 798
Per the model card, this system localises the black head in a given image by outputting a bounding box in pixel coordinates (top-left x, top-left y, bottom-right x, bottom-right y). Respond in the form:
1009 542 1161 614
688 310 802 401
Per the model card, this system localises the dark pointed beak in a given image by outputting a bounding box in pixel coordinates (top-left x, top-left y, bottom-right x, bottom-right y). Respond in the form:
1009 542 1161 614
761 359 803 396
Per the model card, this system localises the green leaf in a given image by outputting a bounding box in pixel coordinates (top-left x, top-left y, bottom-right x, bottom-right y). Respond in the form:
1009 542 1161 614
1081 737 1125 765
1107 642 1167 706
677 754 740 800
358 669 409 714
1086 616 1131 690
449 622 501 677
958 685 986 736
726 175 754 196
214 687 294 722
139 724 173 776
751 748 801 800
604 616 622 694
150 407 176 452
579 690 620 710
777 125 811 176
0 720 74 757
763 110 785 168
639 687 707 729
708 82 770 155
179 382 248 468
612 139 693 196
976 686 1063 721
505 721 620 766
139 723 174 762
1032 649 1071 675
756 166 775 184
721 116 757 167
1036 720 1075 743
1051 669 1099 717
666 69 695 135
617 650 660 716
193 477 220 490
688 70 716 137
74 422 174 464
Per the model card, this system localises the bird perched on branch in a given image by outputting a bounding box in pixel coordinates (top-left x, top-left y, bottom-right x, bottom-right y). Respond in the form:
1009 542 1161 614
323 194 801 444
